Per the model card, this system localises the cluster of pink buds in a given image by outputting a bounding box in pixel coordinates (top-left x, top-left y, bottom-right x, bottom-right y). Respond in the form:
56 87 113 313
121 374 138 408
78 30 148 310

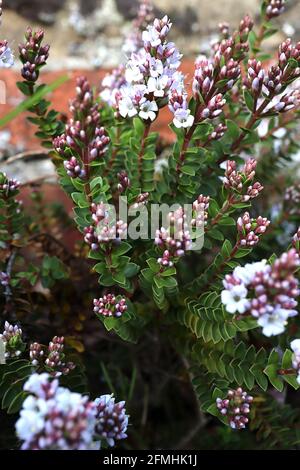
273 89 300 113
0 173 20 195
84 202 127 249
278 39 300 76
193 56 214 98
30 336 75 376
192 195 210 228
265 0 285 19
201 94 226 119
29 342 44 365
54 77 110 179
224 159 263 201
239 15 254 42
245 59 265 98
94 394 129 447
84 226 100 251
63 156 86 179
216 388 253 429
130 192 149 210
155 227 192 261
157 250 174 268
0 321 24 359
208 123 227 142
93 294 128 318
237 212 270 247
117 171 131 193
89 127 110 161
91 202 108 224
19 28 49 82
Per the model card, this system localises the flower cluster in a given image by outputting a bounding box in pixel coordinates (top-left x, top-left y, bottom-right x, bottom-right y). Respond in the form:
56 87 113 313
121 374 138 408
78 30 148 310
0 322 25 359
101 1 154 108
237 212 270 247
54 77 110 179
245 38 300 111
117 171 130 193
290 339 300 384
0 173 20 195
155 226 192 267
16 373 98 450
130 192 150 210
117 15 188 126
19 28 50 82
84 204 127 250
16 373 129 450
190 16 254 127
222 249 300 336
30 336 75 377
94 394 129 447
265 0 285 19
216 388 253 429
224 159 263 202
93 294 128 318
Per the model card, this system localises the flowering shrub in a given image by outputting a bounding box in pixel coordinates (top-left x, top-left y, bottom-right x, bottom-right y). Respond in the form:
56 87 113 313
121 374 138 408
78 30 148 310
1 0 300 450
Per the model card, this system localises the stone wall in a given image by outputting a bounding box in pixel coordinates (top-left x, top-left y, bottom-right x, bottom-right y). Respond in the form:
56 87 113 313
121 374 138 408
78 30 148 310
1 0 300 69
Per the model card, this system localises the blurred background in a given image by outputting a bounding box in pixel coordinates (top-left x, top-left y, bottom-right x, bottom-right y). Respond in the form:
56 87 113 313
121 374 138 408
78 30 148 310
2 0 300 69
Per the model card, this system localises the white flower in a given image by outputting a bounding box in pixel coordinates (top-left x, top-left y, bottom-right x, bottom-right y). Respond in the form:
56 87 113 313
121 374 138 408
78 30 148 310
142 26 161 47
291 339 300 353
138 99 158 121
24 373 58 398
221 284 250 314
257 308 290 337
233 260 268 285
173 108 194 129
125 63 143 83
16 403 45 441
147 75 169 97
149 58 164 78
118 96 138 118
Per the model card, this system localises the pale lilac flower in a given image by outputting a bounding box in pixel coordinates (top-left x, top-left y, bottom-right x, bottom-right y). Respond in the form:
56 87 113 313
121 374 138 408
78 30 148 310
173 108 194 129
0 40 14 68
118 95 138 118
147 75 169 97
257 308 290 337
138 99 158 121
